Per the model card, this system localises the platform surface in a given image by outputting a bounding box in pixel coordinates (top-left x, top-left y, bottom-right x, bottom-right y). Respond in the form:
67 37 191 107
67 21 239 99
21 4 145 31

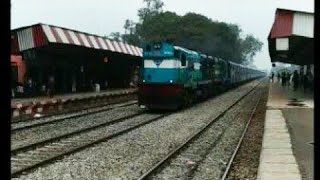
266 80 313 109
11 88 137 108
257 80 313 180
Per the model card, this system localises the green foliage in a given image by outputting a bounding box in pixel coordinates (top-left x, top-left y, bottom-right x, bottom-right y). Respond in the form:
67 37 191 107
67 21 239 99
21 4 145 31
138 11 180 42
108 32 122 41
240 34 263 64
118 0 263 65
137 0 164 22
122 33 141 46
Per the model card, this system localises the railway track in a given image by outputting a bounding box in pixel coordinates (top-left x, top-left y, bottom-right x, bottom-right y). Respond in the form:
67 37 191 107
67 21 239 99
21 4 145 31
221 93 262 180
11 112 170 178
11 82 241 178
11 111 143 154
11 79 265 178
137 79 264 180
11 100 138 132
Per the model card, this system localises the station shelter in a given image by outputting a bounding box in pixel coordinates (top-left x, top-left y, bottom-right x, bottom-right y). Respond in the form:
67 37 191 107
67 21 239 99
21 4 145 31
268 8 314 75
11 23 142 96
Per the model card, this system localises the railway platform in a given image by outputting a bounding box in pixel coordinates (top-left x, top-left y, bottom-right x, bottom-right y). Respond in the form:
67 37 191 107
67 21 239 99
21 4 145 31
257 80 313 180
11 88 137 119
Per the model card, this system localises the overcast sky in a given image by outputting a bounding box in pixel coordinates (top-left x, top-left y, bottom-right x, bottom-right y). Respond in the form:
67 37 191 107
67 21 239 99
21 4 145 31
11 0 314 71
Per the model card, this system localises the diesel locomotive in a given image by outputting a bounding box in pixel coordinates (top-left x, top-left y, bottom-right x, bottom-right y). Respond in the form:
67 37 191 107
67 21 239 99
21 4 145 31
138 42 265 110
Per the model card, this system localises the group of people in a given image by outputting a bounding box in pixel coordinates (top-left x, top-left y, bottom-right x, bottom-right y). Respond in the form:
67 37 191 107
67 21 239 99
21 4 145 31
12 72 139 99
270 70 313 92
12 75 55 98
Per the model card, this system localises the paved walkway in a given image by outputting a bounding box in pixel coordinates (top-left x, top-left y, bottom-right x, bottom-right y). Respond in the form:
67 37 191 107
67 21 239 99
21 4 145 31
257 80 313 180
267 80 313 109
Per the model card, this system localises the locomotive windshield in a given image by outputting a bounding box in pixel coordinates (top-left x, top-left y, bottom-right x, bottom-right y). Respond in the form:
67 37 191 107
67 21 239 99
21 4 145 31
174 49 179 59
181 54 186 66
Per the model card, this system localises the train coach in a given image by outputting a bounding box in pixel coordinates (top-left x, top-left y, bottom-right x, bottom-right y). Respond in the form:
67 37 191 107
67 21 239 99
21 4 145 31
138 41 265 110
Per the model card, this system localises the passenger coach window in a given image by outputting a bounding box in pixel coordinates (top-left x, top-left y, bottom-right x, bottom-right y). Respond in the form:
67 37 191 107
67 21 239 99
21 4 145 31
181 54 186 66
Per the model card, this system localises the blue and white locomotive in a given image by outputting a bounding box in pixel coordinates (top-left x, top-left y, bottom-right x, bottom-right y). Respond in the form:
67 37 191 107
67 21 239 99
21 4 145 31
138 41 265 110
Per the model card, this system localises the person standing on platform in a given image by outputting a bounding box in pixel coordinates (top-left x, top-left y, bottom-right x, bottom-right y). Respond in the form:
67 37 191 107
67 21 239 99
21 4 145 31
284 72 287 87
271 72 274 83
105 80 108 89
281 71 286 87
41 84 46 95
72 77 77 93
305 71 313 92
299 72 304 90
26 78 33 96
292 70 299 91
303 74 308 93
308 72 314 90
286 72 291 87
48 75 55 98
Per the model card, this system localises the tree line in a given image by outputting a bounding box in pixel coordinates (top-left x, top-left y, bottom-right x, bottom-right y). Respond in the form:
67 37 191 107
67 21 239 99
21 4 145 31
107 0 263 65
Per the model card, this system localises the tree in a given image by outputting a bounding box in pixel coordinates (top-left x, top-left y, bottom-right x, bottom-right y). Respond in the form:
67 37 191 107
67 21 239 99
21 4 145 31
240 34 263 65
137 0 164 22
124 19 131 35
135 12 249 63
138 11 180 42
122 33 141 46
109 32 122 41
123 19 142 46
117 0 263 65
124 19 135 35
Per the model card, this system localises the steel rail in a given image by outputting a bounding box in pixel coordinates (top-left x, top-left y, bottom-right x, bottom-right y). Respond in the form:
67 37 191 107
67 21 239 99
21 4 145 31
11 111 144 155
220 85 263 180
11 78 265 178
137 79 264 180
11 113 170 178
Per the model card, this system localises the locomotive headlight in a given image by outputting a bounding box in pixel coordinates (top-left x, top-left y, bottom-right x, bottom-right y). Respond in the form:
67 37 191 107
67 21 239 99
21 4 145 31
143 80 146 83
170 80 173 83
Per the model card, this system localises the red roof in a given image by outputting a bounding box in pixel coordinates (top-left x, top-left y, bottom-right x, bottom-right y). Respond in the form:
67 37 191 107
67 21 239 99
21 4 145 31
269 8 314 39
269 9 293 38
11 23 142 57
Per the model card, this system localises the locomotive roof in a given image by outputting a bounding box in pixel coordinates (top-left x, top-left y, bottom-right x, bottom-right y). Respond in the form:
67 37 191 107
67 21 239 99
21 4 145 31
171 43 262 72
228 61 262 72
173 46 198 55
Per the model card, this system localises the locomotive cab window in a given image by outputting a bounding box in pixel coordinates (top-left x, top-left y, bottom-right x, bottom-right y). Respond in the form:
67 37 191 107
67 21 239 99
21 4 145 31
154 44 162 49
146 45 151 52
181 53 186 66
174 49 179 59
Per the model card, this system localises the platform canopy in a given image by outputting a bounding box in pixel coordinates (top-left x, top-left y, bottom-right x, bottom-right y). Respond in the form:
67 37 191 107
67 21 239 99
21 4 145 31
268 8 314 65
11 23 142 57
